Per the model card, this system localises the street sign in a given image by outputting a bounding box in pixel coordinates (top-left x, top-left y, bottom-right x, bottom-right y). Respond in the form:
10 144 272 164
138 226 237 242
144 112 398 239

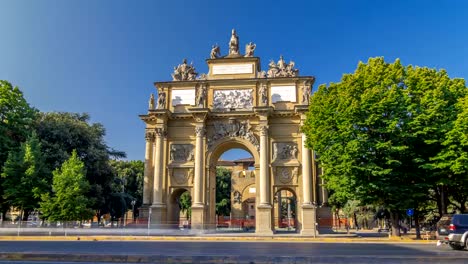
406 209 414 216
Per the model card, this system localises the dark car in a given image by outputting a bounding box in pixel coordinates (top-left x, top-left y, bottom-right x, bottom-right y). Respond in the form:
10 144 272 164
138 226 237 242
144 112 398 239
436 214 453 244
447 214 468 250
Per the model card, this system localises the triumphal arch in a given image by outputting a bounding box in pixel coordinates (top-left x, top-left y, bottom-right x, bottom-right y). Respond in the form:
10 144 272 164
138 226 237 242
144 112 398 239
139 30 328 235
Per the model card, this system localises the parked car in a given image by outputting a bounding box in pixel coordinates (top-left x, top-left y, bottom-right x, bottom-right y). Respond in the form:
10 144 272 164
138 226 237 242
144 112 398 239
447 214 468 250
436 214 453 244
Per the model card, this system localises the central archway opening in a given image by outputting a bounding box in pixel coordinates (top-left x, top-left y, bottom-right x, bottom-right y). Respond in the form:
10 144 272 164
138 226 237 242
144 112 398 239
215 148 256 232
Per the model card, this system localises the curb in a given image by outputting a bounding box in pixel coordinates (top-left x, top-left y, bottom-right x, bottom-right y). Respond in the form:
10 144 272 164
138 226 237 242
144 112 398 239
0 235 437 243
0 253 465 264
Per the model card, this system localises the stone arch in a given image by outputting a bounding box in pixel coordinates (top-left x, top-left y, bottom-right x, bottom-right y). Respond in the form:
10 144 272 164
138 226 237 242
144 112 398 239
206 136 260 166
205 137 259 226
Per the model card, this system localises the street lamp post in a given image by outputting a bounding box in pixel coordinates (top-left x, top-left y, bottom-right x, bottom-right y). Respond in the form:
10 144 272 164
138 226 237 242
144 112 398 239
131 200 136 223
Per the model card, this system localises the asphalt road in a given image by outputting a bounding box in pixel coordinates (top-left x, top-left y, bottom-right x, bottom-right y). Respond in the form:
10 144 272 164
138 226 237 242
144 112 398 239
0 241 467 263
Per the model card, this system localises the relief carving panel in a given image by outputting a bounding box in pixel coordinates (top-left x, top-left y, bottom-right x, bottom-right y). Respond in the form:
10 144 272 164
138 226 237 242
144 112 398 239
213 89 253 110
169 144 194 162
272 142 298 161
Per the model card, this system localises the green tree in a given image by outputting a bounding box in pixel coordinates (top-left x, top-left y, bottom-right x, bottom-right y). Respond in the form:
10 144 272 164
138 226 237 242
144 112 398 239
304 58 466 236
108 160 144 224
0 81 37 218
179 191 192 219
216 167 231 216
40 150 94 222
404 66 467 217
1 132 49 220
109 160 144 207
34 112 125 219
433 94 468 213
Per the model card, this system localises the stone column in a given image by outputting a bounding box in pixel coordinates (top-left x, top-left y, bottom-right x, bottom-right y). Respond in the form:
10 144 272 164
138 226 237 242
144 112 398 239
256 124 273 235
150 127 166 225
193 125 205 206
143 131 154 205
191 124 206 229
259 125 270 206
301 132 312 205
300 125 317 236
152 128 164 205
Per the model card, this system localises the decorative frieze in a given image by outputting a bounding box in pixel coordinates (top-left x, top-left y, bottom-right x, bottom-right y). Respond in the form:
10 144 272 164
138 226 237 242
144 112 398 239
213 89 253 110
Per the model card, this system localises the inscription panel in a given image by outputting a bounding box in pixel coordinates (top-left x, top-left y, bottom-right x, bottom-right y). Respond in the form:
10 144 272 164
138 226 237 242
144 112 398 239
212 63 254 75
271 86 296 103
171 89 195 106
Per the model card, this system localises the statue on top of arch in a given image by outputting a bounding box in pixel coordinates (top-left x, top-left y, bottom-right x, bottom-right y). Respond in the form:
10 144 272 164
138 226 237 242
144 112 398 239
267 55 299 78
171 59 198 81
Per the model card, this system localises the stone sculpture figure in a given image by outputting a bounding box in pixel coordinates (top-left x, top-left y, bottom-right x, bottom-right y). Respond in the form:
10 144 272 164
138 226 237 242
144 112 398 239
244 42 256 57
277 55 286 71
267 60 279 77
148 93 155 110
259 84 268 106
258 71 267 78
290 145 298 159
157 91 166 109
171 59 198 81
302 81 311 104
170 145 177 161
267 56 299 78
196 84 207 107
229 29 239 55
233 191 242 204
210 44 220 59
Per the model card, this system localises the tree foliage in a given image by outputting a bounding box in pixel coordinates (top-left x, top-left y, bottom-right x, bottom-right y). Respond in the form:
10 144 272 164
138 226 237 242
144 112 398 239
216 167 232 216
40 150 94 221
108 160 144 222
34 112 126 217
1 132 48 219
0 81 37 215
304 57 467 235
109 160 144 206
179 191 192 219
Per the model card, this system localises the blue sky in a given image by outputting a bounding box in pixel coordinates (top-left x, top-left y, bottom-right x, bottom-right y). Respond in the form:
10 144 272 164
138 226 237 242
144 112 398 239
1 0 467 161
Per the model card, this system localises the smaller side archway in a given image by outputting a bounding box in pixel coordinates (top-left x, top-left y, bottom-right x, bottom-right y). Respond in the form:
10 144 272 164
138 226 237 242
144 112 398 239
168 188 192 229
273 188 298 232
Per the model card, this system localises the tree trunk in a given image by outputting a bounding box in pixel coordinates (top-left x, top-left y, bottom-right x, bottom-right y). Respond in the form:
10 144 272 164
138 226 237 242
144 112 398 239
390 211 400 237
440 185 448 214
353 212 358 230
415 210 421 239
22 210 30 222
461 199 467 213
